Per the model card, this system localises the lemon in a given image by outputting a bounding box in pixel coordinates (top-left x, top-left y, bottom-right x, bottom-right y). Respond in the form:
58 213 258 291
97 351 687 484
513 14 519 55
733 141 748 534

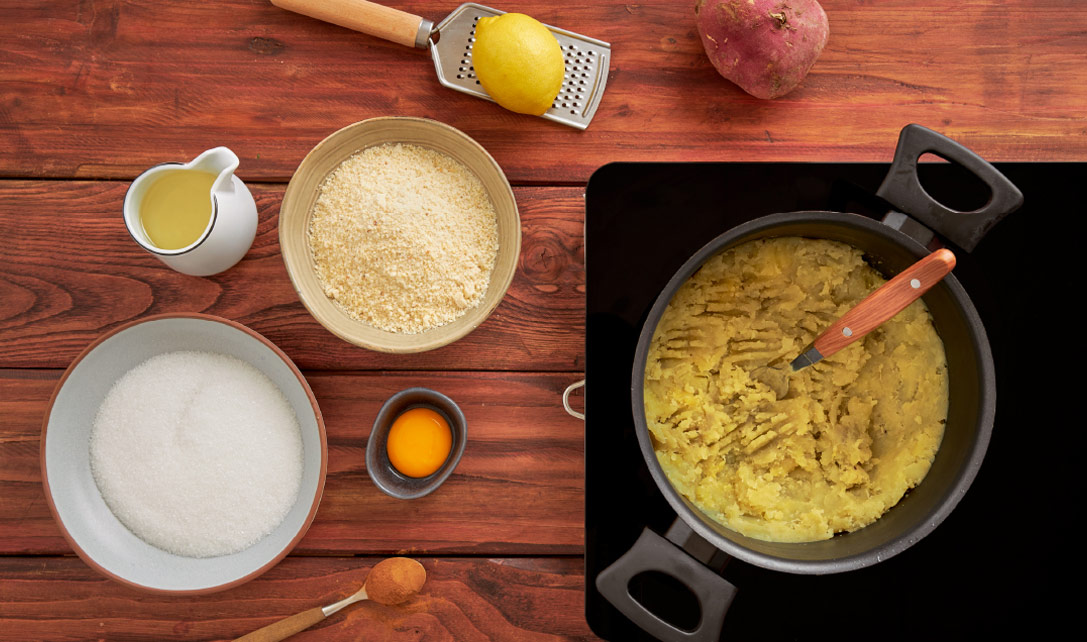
472 13 565 116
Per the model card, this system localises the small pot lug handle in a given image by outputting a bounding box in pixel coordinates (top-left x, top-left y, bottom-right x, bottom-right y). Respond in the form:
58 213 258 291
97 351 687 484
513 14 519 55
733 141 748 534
596 527 737 642
876 124 1023 252
562 379 585 420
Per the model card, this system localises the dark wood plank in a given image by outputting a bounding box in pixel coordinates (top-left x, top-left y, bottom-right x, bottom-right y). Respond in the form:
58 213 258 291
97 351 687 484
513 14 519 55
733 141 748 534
2 1 1084 183
0 370 585 555
0 181 585 371
0 556 597 641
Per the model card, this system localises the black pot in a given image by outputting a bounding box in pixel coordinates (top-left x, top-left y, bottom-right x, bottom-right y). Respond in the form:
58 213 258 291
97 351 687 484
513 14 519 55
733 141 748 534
596 125 1023 641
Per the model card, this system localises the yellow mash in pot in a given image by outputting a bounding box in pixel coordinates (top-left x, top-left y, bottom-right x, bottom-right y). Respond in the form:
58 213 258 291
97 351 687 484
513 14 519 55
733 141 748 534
643 237 948 542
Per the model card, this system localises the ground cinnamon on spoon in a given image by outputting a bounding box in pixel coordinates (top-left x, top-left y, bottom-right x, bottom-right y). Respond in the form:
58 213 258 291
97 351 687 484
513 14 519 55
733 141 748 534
366 557 427 605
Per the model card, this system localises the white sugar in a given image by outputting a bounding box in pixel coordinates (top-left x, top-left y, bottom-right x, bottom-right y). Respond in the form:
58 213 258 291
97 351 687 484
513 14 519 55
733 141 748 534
90 350 304 558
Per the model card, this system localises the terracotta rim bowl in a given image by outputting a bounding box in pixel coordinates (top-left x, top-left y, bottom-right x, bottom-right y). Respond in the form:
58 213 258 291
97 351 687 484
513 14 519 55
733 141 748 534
278 116 522 353
40 313 327 594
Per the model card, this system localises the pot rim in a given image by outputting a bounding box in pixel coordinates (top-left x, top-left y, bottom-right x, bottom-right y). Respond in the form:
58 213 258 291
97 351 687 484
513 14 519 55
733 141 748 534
630 210 996 574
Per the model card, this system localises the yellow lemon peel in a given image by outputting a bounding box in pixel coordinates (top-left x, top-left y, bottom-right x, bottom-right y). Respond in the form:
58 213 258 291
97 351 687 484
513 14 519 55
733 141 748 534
472 13 565 116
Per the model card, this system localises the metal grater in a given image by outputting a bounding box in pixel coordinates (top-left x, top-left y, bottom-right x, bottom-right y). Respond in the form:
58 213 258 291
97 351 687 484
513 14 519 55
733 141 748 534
272 0 610 129
429 3 611 130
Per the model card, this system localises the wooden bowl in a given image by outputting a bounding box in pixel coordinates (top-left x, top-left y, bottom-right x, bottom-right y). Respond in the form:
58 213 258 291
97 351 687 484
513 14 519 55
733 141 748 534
279 117 521 353
40 313 326 594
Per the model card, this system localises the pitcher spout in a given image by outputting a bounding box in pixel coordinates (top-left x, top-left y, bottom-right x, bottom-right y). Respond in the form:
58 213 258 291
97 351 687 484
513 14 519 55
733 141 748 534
188 146 239 195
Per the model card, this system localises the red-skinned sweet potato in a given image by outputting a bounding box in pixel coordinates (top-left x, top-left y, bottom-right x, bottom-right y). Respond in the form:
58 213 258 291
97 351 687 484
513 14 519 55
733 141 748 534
696 0 829 99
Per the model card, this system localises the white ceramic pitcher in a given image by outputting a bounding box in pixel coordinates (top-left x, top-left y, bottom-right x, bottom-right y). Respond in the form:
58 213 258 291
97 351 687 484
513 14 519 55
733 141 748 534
123 147 258 276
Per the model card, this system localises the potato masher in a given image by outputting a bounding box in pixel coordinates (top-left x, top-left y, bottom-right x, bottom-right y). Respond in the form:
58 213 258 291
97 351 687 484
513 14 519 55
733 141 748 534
271 0 611 129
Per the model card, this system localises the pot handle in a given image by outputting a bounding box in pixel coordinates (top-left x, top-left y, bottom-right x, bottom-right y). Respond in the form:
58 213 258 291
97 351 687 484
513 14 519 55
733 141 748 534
562 379 585 420
876 124 1023 252
596 527 737 642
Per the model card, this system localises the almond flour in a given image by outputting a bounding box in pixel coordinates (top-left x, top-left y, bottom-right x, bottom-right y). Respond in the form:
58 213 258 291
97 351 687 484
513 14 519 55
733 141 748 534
307 143 499 334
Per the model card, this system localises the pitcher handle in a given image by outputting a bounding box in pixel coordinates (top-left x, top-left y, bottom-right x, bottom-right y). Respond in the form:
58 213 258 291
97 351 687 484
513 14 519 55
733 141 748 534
875 124 1023 251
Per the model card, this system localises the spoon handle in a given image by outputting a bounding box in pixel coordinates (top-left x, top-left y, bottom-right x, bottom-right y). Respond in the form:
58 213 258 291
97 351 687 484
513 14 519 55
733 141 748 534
808 249 957 362
233 607 326 642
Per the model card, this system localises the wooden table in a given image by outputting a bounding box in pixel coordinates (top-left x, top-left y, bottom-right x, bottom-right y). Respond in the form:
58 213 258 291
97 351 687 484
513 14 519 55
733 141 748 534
1 1 1083 639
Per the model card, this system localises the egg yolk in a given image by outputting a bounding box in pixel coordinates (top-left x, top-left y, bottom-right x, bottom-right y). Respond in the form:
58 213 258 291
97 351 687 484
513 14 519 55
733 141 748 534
386 407 453 478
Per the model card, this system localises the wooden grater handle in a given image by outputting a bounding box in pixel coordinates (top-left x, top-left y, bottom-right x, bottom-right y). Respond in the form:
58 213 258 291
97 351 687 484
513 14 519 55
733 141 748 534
812 249 956 359
233 607 326 642
271 0 431 48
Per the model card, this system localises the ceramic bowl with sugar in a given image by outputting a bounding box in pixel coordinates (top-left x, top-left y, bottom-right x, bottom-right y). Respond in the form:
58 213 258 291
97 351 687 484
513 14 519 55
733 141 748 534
40 313 327 594
278 116 521 353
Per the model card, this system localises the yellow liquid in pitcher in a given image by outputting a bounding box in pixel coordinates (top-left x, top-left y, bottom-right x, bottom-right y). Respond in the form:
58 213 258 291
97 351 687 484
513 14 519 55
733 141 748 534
139 170 218 250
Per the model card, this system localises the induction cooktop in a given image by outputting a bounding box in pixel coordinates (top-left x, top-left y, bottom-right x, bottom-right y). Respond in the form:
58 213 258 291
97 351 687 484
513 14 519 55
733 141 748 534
583 160 1076 640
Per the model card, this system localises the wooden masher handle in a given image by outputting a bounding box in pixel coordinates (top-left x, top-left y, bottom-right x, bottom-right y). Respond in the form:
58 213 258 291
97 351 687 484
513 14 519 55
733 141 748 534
271 0 430 48
233 606 326 642
812 249 956 359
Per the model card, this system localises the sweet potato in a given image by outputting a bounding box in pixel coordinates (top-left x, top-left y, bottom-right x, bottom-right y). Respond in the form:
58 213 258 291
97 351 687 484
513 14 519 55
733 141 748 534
696 0 829 99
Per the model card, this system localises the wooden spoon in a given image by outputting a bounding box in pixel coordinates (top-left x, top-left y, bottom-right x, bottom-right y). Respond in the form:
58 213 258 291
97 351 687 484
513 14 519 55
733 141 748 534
753 248 957 397
234 557 426 642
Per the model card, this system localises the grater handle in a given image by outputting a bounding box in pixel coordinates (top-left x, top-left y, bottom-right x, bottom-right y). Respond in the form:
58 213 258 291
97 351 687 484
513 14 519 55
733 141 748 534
271 0 433 49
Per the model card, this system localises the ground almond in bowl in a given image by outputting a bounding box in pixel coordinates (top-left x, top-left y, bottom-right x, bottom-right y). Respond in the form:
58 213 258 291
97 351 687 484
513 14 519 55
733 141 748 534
643 237 949 543
307 143 499 334
90 351 304 558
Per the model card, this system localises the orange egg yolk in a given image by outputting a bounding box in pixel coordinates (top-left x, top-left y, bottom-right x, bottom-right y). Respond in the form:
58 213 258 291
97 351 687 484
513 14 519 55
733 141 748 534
386 407 453 478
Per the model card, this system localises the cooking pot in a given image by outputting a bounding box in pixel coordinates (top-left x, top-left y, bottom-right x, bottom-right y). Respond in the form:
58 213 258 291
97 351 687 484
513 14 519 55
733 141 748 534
594 125 1023 641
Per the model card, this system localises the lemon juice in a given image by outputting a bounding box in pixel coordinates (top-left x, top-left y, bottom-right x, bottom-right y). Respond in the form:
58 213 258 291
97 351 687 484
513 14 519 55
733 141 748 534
139 170 218 250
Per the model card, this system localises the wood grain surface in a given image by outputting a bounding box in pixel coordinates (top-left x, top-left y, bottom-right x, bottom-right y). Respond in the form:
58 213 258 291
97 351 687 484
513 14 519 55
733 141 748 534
0 556 594 641
0 369 584 555
3 0 1086 638
0 182 585 371
2 1 1085 183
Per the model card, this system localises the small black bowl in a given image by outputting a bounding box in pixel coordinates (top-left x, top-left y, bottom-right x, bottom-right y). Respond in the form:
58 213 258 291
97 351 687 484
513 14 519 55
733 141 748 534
366 387 467 499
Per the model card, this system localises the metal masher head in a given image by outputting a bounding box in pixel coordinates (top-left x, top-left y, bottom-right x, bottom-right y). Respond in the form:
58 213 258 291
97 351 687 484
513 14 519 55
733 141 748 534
429 3 611 130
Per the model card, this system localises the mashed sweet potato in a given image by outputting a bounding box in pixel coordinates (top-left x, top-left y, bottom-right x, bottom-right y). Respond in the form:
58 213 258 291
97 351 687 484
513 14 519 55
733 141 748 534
643 237 947 542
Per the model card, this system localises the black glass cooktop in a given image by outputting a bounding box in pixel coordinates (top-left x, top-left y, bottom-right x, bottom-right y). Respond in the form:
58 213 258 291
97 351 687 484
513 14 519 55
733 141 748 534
584 161 1075 640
